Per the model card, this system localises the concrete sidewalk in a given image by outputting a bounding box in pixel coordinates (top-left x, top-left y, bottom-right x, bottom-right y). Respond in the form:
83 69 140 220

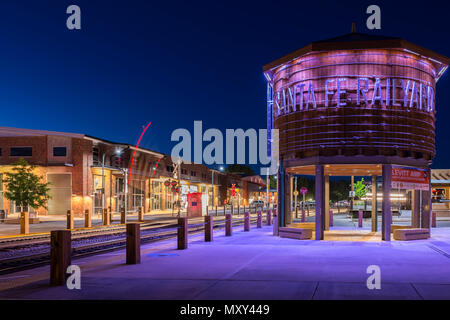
0 224 449 300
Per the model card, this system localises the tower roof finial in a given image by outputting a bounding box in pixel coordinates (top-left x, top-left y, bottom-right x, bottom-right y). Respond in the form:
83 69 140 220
351 22 356 33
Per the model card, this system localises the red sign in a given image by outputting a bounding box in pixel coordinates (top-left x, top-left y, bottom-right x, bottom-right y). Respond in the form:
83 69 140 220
300 187 308 195
391 166 429 191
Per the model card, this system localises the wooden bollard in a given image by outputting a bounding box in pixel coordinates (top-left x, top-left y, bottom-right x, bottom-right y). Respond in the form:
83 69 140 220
244 212 250 231
257 211 262 228
20 212 29 234
121 207 126 224
84 209 91 228
266 210 272 226
329 209 333 227
225 213 232 236
138 206 144 222
432 211 437 228
67 210 74 230
126 223 140 264
205 215 213 242
103 208 110 226
178 217 188 249
358 210 363 228
273 214 279 236
50 230 71 286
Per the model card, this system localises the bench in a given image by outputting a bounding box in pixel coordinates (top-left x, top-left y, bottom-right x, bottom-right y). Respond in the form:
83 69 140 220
290 222 315 230
279 227 312 240
390 225 412 234
393 228 430 241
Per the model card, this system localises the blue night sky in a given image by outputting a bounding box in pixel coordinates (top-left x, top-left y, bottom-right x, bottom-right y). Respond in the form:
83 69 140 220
0 1 449 169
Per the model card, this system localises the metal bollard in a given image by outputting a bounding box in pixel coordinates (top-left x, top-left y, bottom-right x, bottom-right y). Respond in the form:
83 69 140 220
295 206 298 219
432 211 437 228
301 207 306 222
273 214 279 236
103 208 110 226
126 223 141 264
138 206 144 222
266 209 272 226
358 210 363 228
225 213 232 236
257 211 262 228
244 212 250 231
121 207 126 224
50 230 71 286
329 209 333 227
215 205 218 216
109 207 113 223
67 210 74 230
205 215 213 242
84 209 91 228
178 217 188 249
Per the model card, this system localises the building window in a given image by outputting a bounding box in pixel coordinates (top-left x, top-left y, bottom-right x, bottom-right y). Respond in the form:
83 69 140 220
0 148 2 156
151 180 162 210
166 165 174 173
132 180 145 210
191 171 197 177
181 169 187 175
10 147 32 157
93 147 99 165
53 147 67 157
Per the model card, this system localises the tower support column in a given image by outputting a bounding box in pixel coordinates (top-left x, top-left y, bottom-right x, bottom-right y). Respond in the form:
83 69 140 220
315 165 325 240
382 164 392 241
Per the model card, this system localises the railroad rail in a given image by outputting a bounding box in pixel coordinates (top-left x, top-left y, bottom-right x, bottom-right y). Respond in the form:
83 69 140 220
0 214 262 275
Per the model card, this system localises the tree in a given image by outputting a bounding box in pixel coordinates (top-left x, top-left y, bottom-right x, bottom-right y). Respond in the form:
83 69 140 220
3 158 51 212
354 178 367 200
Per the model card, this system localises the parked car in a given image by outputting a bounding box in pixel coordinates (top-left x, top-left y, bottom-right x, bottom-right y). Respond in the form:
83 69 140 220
250 200 265 208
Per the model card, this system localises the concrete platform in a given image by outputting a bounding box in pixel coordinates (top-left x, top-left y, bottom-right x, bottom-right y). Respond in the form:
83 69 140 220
0 225 449 300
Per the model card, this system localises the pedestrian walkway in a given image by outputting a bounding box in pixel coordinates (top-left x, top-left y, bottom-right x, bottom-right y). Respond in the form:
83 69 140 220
0 224 449 299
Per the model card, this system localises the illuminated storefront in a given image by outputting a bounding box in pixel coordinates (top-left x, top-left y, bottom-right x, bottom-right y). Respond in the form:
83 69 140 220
264 31 449 240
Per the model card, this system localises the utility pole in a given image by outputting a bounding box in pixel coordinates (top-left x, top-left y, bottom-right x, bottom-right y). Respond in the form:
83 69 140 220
266 168 270 209
124 168 128 219
178 160 181 217
211 170 214 207
102 153 106 215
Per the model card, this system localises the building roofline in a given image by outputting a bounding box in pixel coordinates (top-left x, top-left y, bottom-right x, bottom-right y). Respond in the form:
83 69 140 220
83 135 165 158
262 33 450 80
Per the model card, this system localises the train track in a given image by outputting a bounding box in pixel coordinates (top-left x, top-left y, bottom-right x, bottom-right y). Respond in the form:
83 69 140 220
0 215 261 275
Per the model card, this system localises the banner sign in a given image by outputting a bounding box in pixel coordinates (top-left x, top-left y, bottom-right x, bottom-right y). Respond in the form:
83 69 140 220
391 166 429 191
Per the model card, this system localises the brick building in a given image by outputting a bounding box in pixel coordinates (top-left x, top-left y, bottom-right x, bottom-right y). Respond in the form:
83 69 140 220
0 127 267 216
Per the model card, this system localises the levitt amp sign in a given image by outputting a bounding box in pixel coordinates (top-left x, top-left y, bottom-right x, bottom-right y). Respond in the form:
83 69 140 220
274 77 434 116
391 166 429 191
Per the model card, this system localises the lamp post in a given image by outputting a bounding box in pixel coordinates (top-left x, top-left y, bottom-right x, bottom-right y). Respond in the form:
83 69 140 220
115 148 128 222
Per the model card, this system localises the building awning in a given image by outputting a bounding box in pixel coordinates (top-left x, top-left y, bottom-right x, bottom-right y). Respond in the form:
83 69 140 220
432 180 450 185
